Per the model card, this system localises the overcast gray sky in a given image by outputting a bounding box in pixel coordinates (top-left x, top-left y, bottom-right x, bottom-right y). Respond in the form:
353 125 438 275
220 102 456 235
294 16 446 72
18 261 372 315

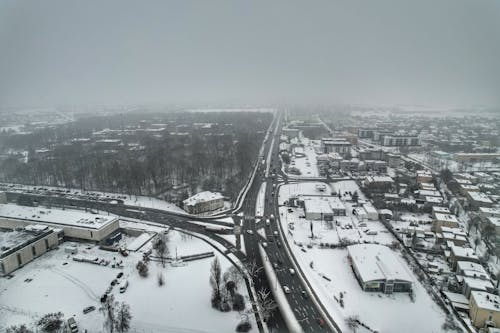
1 0 499 108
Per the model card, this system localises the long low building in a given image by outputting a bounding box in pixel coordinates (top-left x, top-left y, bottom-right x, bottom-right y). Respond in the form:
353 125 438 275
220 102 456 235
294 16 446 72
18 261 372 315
347 244 413 294
0 225 59 275
183 191 224 214
0 203 120 242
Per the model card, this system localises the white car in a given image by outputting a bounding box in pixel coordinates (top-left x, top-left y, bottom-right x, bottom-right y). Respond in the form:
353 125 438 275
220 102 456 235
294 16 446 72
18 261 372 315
283 286 291 294
246 230 254 235
261 242 268 248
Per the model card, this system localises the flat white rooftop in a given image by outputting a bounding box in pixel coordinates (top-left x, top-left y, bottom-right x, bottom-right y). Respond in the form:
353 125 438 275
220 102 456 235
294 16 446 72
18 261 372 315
471 291 500 312
0 203 117 230
348 244 413 283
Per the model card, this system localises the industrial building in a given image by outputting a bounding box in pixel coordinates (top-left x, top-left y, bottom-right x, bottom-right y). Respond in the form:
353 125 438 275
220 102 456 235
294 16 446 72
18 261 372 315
347 244 413 294
0 203 120 242
302 196 346 220
0 225 59 275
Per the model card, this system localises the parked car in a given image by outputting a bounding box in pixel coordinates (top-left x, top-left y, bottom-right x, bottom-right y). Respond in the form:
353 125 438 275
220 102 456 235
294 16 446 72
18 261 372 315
289 268 295 275
116 272 124 279
283 286 291 294
67 317 78 333
119 279 129 293
83 306 96 314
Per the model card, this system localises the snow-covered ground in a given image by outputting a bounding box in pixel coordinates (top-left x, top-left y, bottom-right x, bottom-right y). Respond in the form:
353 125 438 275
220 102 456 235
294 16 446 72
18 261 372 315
0 229 255 333
286 138 321 178
277 181 449 333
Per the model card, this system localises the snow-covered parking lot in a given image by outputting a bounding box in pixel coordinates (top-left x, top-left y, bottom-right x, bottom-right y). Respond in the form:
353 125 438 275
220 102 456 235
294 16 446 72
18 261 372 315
0 229 254 333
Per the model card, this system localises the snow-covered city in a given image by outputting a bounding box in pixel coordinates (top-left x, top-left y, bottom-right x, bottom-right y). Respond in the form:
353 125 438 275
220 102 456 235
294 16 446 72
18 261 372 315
1 1 500 333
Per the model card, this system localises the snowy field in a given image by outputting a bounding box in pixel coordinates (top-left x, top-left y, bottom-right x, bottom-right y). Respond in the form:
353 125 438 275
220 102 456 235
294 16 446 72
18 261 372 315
0 230 255 333
287 138 321 178
277 181 449 333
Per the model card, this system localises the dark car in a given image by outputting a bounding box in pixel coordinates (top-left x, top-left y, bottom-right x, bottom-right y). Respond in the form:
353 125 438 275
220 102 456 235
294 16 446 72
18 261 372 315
83 306 96 314
100 294 108 303
117 272 124 279
111 279 118 286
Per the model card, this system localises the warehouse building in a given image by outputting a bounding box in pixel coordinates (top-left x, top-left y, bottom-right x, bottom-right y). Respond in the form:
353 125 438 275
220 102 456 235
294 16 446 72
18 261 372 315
0 225 59 275
301 196 346 220
0 203 120 242
347 244 413 294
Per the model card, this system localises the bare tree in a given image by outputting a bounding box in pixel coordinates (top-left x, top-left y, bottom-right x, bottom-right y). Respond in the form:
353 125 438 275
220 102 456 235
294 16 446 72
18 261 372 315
245 261 263 280
209 257 223 308
246 288 277 323
114 302 132 333
154 235 168 267
346 315 360 333
37 312 64 333
101 295 116 333
223 265 243 294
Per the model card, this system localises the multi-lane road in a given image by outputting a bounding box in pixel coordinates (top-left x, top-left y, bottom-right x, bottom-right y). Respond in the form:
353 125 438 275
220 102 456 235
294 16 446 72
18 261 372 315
0 109 338 333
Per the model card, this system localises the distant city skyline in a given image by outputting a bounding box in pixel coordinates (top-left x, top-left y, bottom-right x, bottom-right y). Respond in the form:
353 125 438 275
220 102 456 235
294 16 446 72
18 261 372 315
1 0 499 108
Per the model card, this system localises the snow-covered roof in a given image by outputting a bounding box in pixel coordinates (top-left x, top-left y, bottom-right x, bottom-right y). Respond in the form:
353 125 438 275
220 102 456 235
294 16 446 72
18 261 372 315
304 199 333 215
479 207 500 215
434 213 459 223
347 244 413 283
463 277 494 291
0 203 118 230
450 246 478 260
363 204 378 215
486 216 500 227
183 191 224 207
471 291 500 312
0 225 53 258
467 191 493 204
418 190 441 197
365 176 394 184
432 206 451 214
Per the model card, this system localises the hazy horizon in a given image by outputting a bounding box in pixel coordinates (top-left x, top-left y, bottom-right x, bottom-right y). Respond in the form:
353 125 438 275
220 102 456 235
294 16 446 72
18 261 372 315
1 0 499 109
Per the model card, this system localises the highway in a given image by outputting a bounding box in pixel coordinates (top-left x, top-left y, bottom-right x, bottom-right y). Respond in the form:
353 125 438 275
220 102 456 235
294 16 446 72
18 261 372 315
0 109 338 333
239 110 335 332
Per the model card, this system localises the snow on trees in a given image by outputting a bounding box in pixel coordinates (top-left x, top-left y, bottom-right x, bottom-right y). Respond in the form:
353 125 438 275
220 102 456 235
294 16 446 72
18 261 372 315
136 260 149 277
114 302 132 333
209 257 223 309
5 325 33 333
36 312 64 333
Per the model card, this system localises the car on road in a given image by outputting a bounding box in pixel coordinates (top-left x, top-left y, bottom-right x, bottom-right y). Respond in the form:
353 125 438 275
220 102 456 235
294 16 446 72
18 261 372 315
117 272 124 279
261 242 268 248
283 286 291 294
289 268 295 275
83 306 96 314
246 230 254 235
